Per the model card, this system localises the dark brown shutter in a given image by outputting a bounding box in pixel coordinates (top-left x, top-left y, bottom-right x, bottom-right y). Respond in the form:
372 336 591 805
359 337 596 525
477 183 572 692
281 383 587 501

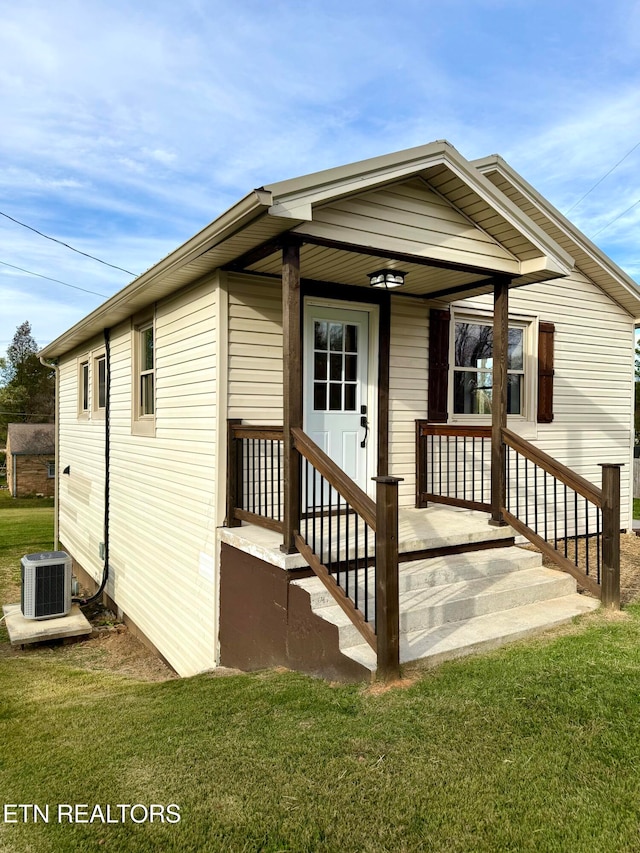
428 308 450 422
537 321 555 423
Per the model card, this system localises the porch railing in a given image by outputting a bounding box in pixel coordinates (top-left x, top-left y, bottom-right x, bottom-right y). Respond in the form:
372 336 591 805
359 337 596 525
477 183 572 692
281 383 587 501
415 419 621 606
416 423 491 511
291 427 400 676
226 420 285 532
225 419 401 677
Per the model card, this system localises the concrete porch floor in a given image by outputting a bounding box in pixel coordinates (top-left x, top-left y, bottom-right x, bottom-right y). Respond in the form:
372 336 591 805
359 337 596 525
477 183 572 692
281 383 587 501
218 504 514 570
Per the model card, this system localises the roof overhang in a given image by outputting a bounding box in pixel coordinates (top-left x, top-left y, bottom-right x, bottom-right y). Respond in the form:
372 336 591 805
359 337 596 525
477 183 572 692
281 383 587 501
42 141 578 359
474 155 640 318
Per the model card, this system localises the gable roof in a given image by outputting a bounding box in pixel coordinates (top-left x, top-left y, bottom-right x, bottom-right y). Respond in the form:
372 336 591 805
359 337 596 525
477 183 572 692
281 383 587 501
474 155 640 318
6 423 55 455
40 141 639 359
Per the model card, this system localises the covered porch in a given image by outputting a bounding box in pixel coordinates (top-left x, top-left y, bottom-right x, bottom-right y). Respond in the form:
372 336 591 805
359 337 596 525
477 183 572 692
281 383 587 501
218 144 622 679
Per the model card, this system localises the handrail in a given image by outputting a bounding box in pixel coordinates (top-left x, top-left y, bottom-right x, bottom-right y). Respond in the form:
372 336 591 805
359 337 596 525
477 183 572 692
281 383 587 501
291 426 401 676
502 428 603 507
291 427 376 529
231 425 284 441
418 423 492 438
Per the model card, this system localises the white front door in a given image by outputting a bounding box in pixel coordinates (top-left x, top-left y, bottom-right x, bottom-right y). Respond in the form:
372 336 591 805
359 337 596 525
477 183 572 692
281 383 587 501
304 303 372 497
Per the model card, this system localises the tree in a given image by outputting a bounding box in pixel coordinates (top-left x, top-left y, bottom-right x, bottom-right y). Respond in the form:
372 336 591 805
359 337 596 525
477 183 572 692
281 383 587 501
0 322 55 445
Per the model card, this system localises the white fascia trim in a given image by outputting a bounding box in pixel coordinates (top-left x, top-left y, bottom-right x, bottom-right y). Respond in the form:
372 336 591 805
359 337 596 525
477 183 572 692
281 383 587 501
267 143 574 279
40 189 273 359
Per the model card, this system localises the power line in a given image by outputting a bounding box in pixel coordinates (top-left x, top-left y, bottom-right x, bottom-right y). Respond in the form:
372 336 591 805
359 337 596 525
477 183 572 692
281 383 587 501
0 209 137 276
0 260 109 297
565 140 640 215
591 198 640 238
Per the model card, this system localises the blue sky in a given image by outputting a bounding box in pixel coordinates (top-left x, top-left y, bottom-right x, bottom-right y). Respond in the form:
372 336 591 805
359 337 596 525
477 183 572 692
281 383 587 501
1 0 640 352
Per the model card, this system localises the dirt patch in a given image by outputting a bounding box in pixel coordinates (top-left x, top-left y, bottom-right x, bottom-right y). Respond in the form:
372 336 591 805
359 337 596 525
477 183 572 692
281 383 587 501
528 531 640 606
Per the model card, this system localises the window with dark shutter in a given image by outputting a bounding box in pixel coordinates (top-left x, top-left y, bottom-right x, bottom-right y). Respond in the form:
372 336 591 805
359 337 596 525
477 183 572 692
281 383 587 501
537 322 555 423
428 308 450 422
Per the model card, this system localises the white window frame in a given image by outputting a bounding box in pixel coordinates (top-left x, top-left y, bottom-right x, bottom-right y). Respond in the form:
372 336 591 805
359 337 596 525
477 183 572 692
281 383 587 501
132 316 156 436
449 308 538 436
78 359 90 418
46 461 55 478
92 352 106 418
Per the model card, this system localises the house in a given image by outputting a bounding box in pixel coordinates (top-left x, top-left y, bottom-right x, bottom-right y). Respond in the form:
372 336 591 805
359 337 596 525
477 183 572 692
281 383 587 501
39 141 640 680
6 423 55 497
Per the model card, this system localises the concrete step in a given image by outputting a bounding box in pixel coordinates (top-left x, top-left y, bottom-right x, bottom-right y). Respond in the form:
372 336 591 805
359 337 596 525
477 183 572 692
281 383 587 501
294 546 543 611
342 593 600 672
313 566 577 650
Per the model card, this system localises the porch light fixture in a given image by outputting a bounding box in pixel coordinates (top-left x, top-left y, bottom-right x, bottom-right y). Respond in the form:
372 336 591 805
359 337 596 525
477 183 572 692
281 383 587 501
368 269 406 289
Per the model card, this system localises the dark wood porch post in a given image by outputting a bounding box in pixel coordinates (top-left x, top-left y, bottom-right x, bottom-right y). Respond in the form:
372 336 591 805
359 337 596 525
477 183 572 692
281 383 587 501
600 463 622 609
281 241 302 554
225 418 242 527
490 277 510 526
373 475 403 680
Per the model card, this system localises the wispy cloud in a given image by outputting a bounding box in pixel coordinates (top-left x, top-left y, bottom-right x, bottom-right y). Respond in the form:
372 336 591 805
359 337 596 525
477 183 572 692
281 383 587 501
1 0 639 350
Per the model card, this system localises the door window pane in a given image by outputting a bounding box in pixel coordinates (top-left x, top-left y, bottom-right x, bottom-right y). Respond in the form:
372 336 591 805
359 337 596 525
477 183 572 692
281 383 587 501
329 323 343 351
314 383 326 411
344 384 356 411
314 352 327 381
345 354 357 382
330 353 342 381
344 324 357 353
314 321 327 350
329 383 342 410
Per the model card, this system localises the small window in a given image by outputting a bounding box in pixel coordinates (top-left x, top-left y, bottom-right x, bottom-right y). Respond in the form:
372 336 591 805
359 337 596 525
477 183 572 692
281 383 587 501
139 324 154 416
94 355 107 412
80 362 89 412
47 461 55 478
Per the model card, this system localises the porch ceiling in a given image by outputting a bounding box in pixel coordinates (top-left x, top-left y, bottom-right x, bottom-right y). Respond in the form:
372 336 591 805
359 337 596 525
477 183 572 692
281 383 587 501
239 239 567 302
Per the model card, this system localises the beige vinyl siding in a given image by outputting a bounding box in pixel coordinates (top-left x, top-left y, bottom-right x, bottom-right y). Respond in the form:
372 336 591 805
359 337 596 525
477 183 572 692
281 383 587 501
388 296 429 506
228 273 283 424
58 335 108 585
295 178 521 273
457 268 635 525
58 279 218 677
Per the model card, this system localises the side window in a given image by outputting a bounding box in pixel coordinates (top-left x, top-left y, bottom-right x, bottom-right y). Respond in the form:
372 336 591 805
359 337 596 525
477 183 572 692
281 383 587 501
139 324 155 416
132 318 156 436
93 354 107 415
78 360 90 416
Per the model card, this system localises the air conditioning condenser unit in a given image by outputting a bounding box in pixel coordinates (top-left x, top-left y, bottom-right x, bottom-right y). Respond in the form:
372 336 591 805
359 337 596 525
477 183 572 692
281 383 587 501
21 551 72 620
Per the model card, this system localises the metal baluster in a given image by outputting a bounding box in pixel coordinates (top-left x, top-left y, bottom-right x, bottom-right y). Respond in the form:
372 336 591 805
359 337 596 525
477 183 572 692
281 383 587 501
481 437 485 504
534 464 538 534
328 478 333 573
596 508 601 584
463 437 467 501
312 467 317 555
524 458 529 527
304 460 309 542
319 476 325 565
345 501 350 598
515 451 519 518
544 470 548 541
553 478 557 549
364 524 369 623
336 492 341 588
472 436 476 504
277 440 282 521
446 436 450 497
506 444 510 512
430 435 434 496
574 491 578 567
354 511 359 610
455 436 458 499
438 435 442 497
585 498 589 576
564 484 568 558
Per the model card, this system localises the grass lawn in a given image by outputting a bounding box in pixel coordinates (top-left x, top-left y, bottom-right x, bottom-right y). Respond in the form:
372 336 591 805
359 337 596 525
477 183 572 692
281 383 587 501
634 498 640 520
2 507 640 851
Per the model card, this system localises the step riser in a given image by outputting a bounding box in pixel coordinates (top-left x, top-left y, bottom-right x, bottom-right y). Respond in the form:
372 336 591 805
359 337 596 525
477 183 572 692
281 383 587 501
335 574 576 649
303 550 542 610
